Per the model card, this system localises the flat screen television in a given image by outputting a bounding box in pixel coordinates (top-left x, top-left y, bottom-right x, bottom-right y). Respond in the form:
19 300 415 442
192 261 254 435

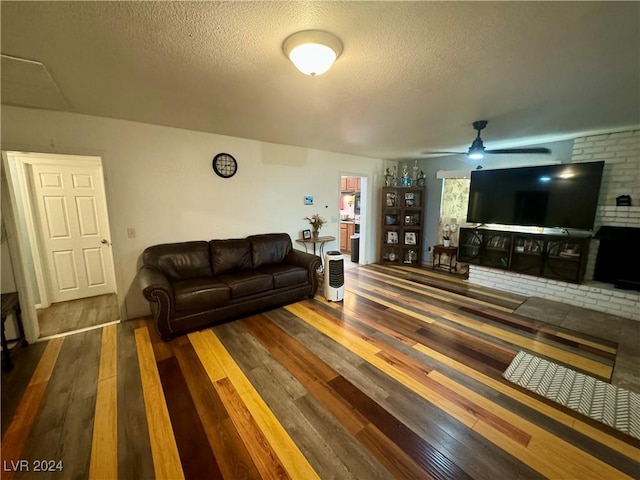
466 161 605 231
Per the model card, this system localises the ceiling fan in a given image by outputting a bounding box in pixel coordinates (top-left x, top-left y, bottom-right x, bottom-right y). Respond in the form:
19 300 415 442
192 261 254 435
424 120 551 168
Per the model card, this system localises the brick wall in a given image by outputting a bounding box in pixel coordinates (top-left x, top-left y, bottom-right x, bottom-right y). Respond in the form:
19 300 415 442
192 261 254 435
574 129 640 281
467 128 640 321
572 129 640 205
469 266 640 321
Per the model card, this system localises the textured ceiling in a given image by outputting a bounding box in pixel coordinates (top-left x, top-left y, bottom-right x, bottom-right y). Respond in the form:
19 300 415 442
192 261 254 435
1 2 639 161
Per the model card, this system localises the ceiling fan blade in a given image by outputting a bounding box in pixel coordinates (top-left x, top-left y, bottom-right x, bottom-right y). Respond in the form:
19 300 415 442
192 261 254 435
421 150 464 155
485 147 551 155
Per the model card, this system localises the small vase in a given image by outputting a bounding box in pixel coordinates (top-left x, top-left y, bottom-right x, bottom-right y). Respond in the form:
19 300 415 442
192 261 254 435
312 229 319 238
443 239 451 247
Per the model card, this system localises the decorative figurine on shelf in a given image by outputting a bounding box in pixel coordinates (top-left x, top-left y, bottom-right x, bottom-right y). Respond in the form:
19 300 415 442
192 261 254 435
384 167 394 187
401 163 410 186
416 170 426 187
405 250 415 264
304 213 326 238
412 160 419 183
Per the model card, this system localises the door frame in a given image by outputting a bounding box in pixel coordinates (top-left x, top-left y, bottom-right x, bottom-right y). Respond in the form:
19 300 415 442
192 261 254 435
2 151 117 342
338 172 368 264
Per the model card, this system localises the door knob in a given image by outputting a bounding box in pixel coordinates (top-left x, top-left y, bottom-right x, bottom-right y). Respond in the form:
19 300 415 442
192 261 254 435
101 239 110 245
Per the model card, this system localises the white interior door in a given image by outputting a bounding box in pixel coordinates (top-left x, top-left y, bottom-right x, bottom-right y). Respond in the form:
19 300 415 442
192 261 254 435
31 162 116 303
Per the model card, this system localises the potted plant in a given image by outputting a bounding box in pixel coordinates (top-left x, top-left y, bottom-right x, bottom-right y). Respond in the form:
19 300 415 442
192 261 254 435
442 224 452 247
304 214 326 238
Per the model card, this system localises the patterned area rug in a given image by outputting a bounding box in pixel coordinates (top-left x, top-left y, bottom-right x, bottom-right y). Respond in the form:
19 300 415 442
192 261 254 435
503 351 640 440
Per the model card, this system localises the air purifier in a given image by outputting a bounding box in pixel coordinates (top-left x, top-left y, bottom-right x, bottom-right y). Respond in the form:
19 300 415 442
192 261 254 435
324 251 345 302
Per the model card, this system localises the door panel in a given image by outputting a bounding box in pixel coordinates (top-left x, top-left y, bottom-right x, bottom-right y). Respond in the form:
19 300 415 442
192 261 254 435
40 172 63 188
52 250 79 291
76 197 99 235
44 196 71 238
83 248 107 286
72 173 93 189
31 162 116 302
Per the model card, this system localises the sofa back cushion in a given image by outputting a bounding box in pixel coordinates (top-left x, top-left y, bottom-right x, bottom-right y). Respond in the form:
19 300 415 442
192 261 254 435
210 238 253 275
249 233 292 268
142 241 212 281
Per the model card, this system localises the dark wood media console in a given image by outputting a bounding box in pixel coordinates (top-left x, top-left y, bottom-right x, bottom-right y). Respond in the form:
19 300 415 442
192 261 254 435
458 227 591 284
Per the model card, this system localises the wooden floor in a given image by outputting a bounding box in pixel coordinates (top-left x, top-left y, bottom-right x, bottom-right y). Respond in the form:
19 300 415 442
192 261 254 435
37 293 120 338
2 265 639 479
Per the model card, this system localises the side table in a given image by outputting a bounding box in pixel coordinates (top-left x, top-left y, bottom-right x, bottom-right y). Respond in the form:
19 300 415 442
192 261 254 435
295 235 336 271
2 292 27 370
432 244 458 273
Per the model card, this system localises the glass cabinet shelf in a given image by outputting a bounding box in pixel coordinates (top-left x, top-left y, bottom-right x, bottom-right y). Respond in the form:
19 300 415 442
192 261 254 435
459 227 591 283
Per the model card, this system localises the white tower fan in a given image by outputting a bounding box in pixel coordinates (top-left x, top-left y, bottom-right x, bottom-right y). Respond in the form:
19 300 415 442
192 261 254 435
325 251 345 302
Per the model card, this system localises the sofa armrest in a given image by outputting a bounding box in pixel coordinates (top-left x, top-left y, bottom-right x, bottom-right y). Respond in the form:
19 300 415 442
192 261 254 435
284 249 322 272
284 250 322 296
138 265 173 301
138 266 176 340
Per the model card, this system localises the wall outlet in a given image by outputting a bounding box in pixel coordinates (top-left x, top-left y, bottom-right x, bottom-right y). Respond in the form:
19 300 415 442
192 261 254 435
127 228 136 238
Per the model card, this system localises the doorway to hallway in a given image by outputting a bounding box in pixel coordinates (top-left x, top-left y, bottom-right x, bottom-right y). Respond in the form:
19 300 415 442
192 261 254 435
339 175 366 264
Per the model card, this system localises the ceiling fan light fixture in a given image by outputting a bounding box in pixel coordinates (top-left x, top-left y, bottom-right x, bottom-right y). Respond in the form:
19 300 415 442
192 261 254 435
283 30 343 76
467 136 485 160
423 120 552 159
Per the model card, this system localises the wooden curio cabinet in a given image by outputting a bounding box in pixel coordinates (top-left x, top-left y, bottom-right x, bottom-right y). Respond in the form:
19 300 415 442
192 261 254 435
379 187 426 266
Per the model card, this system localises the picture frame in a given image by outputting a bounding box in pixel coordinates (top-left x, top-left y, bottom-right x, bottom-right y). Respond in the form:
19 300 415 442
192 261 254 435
404 192 415 207
387 231 398 244
302 229 312 240
405 215 413 225
386 192 396 207
405 232 417 245
304 195 313 205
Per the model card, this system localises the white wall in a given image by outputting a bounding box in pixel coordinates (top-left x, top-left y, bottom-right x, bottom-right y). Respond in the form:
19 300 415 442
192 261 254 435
1 175 20 338
0 242 16 293
1 106 385 320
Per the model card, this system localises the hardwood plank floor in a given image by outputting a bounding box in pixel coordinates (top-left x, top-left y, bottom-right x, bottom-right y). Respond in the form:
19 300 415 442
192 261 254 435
37 294 119 338
2 265 639 479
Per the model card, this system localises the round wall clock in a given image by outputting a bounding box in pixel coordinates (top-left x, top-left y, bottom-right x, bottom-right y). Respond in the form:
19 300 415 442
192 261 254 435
212 153 238 178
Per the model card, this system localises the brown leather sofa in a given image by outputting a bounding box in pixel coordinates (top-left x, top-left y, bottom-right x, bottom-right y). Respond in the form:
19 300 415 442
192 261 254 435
138 233 321 340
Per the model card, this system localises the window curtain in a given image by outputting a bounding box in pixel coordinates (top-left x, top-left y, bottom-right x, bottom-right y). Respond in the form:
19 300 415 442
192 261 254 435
438 178 470 245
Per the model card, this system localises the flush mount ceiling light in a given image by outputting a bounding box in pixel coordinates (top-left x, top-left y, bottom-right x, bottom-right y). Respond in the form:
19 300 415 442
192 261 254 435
283 30 343 76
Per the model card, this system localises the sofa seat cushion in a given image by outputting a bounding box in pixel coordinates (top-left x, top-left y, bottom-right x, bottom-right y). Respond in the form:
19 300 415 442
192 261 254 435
258 264 308 288
173 277 230 312
218 271 273 299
